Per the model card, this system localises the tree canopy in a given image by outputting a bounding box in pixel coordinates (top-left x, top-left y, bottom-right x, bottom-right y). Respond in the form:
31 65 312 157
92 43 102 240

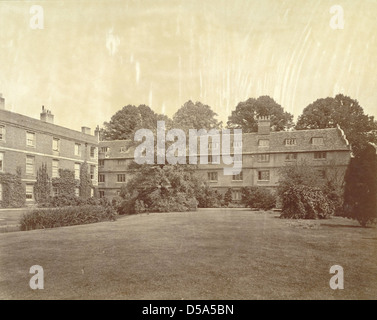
296 94 377 156
172 100 222 131
227 96 294 132
102 104 171 141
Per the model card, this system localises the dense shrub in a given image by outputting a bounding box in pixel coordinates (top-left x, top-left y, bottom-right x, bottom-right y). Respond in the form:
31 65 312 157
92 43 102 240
20 204 116 231
342 144 377 226
117 164 201 214
34 163 51 205
241 187 276 210
118 193 198 215
0 168 25 208
280 185 334 219
51 169 76 197
39 194 110 208
223 188 233 207
196 185 222 208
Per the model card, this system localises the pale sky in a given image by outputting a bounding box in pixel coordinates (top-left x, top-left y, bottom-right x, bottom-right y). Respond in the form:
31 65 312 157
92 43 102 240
0 0 376 132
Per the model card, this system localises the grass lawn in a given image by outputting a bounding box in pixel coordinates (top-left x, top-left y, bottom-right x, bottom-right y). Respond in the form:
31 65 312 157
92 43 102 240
0 208 376 300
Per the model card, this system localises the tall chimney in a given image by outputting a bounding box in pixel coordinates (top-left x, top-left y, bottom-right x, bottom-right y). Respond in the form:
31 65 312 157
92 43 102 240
81 126 91 135
40 106 54 124
94 125 101 142
258 115 271 135
0 93 4 110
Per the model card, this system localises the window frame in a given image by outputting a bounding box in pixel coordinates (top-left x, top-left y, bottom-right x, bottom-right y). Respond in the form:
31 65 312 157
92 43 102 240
0 125 5 142
284 138 297 146
0 152 3 172
285 153 297 161
314 151 327 160
26 155 35 176
52 137 60 152
311 137 324 145
52 159 59 178
74 143 81 156
74 163 80 180
117 174 126 183
257 154 270 162
257 170 270 181
258 139 270 147
25 184 34 201
207 172 218 182
26 131 36 147
232 171 243 181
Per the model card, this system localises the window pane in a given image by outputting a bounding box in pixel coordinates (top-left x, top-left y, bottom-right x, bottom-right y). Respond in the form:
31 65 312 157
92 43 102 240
0 126 4 140
53 138 59 151
0 152 3 172
52 160 59 178
258 139 269 147
26 132 35 146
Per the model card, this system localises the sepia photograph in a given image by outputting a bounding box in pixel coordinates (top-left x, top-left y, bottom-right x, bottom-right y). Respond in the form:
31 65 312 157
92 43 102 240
0 0 376 306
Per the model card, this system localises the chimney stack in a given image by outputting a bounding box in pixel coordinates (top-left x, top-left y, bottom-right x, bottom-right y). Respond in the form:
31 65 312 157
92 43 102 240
257 115 271 135
0 93 4 110
81 126 91 135
40 106 54 124
94 125 100 142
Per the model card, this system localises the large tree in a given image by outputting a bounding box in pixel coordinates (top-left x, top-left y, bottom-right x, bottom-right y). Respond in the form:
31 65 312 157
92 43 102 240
342 144 377 227
227 96 294 132
296 94 377 155
102 104 171 141
173 100 222 130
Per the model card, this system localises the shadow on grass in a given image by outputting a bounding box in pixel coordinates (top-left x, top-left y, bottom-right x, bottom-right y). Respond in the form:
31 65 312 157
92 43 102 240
320 223 367 229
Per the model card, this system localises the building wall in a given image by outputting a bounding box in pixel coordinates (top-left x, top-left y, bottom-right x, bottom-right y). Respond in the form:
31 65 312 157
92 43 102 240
96 124 352 201
0 109 98 205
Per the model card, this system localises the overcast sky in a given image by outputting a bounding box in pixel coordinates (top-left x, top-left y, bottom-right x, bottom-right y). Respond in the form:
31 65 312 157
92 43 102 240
0 0 376 132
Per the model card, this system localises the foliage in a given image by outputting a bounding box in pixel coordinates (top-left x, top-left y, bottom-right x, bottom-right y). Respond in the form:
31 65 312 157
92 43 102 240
117 164 201 214
342 144 377 227
52 169 76 197
280 185 334 219
296 94 377 156
173 100 222 130
0 167 25 208
195 184 223 208
19 204 116 231
79 161 93 199
241 187 276 210
40 194 110 208
102 104 172 141
278 160 321 192
277 161 342 219
34 163 51 205
227 96 294 132
223 188 233 206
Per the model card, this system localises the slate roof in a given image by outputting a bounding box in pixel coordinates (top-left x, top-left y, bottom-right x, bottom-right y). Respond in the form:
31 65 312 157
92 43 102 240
98 126 350 159
0 108 98 144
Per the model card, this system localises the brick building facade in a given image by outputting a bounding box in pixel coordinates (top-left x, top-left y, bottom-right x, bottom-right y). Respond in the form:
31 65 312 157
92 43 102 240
0 102 99 206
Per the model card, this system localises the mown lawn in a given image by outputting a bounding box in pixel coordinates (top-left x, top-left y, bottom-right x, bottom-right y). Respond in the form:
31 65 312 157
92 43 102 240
0 209 376 299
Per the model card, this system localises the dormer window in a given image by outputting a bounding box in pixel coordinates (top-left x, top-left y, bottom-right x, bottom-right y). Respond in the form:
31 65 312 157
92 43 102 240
100 146 109 153
258 139 269 147
311 137 324 145
284 138 297 146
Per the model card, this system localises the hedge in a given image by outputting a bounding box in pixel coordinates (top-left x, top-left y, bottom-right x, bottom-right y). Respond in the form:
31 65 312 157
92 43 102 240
19 205 116 231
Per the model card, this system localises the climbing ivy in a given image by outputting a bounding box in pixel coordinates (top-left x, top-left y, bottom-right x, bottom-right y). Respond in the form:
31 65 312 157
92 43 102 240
0 167 25 208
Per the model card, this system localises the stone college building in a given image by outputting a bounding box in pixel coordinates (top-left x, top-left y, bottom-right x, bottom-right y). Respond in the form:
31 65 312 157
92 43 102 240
0 95 352 205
